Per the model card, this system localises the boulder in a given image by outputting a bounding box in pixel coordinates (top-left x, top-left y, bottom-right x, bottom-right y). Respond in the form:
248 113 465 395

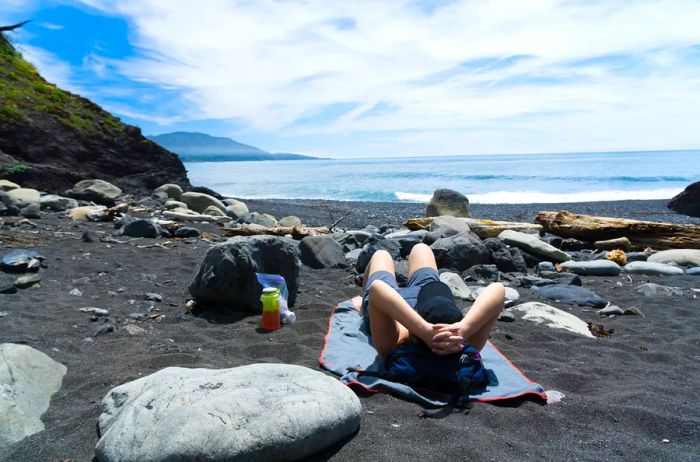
425 215 471 243
535 285 608 308
0 179 20 191
223 198 249 216
0 344 67 450
299 236 347 269
594 237 632 251
2 188 40 209
623 261 684 275
426 189 470 218
430 232 491 272
483 238 527 273
202 205 227 217
439 272 472 300
345 248 362 261
122 219 162 238
356 239 401 274
537 271 583 286
508 302 594 338
634 283 683 297
95 364 361 462
189 236 301 312
174 227 200 238
278 215 302 228
559 260 622 276
498 230 571 263
165 200 187 210
647 249 700 267
245 212 278 227
40 194 78 211
667 181 700 217
154 183 183 200
74 179 122 205
180 192 226 213
20 202 41 218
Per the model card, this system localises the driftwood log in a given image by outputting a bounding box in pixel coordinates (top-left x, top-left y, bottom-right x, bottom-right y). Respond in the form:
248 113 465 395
222 225 329 239
535 210 700 250
162 211 230 224
403 217 543 239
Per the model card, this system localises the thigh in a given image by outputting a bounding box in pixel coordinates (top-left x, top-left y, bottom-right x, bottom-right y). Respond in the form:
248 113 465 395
407 243 437 279
361 271 399 327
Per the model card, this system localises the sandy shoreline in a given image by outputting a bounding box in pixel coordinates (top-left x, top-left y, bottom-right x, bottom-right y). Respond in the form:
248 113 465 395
1 197 699 461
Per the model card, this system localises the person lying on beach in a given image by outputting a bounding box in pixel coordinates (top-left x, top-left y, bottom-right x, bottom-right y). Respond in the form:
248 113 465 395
350 243 504 358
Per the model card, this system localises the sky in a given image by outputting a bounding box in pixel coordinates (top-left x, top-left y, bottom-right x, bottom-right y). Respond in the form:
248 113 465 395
2 0 700 158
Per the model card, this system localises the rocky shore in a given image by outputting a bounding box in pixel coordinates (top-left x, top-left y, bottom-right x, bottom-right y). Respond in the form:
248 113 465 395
1 180 700 461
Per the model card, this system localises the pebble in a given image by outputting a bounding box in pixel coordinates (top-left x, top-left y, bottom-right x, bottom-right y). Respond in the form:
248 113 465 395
497 311 515 322
0 311 8 317
14 273 42 289
82 230 100 243
144 292 163 302
69 288 83 296
546 390 565 404
124 324 146 335
94 323 116 336
79 307 109 316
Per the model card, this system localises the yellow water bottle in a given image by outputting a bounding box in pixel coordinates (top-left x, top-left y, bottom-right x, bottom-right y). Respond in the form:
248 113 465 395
260 287 281 331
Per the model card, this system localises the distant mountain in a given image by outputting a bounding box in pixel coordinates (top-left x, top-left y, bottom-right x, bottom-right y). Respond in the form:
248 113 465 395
149 132 318 162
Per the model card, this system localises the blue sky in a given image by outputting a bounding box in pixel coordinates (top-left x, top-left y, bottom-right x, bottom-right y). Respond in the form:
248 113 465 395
2 0 700 158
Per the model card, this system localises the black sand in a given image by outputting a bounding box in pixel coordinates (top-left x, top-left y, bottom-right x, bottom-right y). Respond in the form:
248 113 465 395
1 199 699 461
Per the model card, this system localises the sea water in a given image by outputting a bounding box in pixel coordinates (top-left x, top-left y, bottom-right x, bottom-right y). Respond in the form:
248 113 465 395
185 150 699 204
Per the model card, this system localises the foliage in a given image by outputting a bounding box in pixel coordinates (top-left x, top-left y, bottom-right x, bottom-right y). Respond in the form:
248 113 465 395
0 33 124 134
2 163 30 175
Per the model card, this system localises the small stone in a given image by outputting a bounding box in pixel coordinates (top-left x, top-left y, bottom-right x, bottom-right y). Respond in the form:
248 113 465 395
94 323 116 336
174 227 200 238
69 288 83 296
497 311 515 322
82 230 100 243
546 390 565 404
79 307 109 316
0 284 18 294
598 305 625 316
123 324 146 335
20 203 41 218
144 293 163 303
14 273 41 289
0 311 8 317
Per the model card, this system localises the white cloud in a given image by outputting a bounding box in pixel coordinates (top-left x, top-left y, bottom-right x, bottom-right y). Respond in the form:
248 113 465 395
33 1 700 154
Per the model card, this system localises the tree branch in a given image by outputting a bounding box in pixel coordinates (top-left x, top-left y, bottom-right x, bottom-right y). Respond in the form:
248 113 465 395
0 20 31 33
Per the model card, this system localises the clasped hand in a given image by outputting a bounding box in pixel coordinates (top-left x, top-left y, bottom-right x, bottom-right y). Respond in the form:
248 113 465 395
430 323 466 355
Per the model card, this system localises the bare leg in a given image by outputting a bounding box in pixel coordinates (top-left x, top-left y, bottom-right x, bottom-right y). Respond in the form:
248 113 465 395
351 250 396 315
407 243 437 277
367 280 433 358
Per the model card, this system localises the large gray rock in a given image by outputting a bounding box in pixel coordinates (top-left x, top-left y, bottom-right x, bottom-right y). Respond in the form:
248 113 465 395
154 183 183 200
647 249 700 267
165 200 187 210
667 181 700 217
189 236 301 312
425 215 471 243
634 283 683 297
0 344 67 450
498 230 571 263
560 260 622 276
508 302 594 338
75 179 122 205
430 232 490 272
122 218 162 238
426 189 470 217
40 194 78 211
0 179 20 191
95 364 361 462
278 215 302 228
535 284 608 308
2 188 40 209
223 199 249 219
483 238 527 273
439 272 472 300
356 239 401 274
299 235 347 269
246 212 278 227
624 261 684 275
181 192 226 213
203 205 227 217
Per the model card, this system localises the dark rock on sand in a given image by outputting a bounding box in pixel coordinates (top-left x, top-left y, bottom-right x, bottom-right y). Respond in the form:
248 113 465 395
560 238 591 251
81 230 100 243
14 273 41 289
426 189 470 217
536 284 608 308
538 271 583 286
425 215 471 243
667 181 700 217
511 275 557 288
559 260 622 276
122 218 161 238
484 238 527 273
299 235 347 269
463 264 500 282
1 249 44 272
430 232 490 272
174 227 200 238
0 283 18 294
356 238 401 274
189 235 301 312
20 202 41 218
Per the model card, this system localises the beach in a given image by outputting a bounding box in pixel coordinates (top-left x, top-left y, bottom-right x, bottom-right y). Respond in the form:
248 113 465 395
1 197 699 461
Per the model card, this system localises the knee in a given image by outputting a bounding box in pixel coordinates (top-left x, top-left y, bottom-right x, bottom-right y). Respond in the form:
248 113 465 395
410 242 431 255
370 249 392 261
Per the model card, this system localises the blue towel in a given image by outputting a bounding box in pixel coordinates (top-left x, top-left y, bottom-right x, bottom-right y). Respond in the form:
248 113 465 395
320 300 547 408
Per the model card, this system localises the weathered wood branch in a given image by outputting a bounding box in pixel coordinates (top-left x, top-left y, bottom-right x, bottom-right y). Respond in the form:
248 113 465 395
162 211 230 223
222 225 329 239
0 20 31 33
403 217 543 239
535 210 700 250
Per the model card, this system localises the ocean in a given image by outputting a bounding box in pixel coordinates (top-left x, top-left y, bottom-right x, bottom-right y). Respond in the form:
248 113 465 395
185 150 700 204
